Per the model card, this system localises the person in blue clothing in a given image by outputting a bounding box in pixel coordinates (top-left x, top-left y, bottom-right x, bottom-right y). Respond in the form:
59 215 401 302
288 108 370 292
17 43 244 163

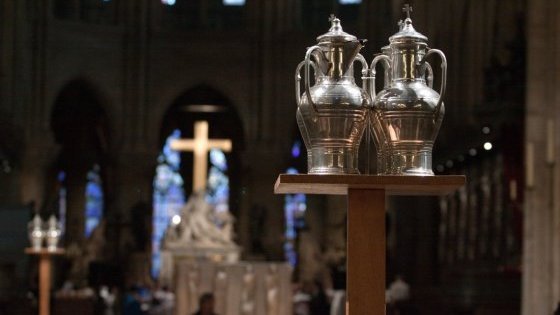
123 285 143 315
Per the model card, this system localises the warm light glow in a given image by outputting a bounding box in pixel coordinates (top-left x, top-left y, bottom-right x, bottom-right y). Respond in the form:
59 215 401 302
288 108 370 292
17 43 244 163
484 142 493 151
180 104 227 113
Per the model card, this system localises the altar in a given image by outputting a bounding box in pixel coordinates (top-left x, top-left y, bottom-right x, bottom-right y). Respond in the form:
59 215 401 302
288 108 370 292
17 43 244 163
160 121 292 315
174 261 292 315
160 191 292 315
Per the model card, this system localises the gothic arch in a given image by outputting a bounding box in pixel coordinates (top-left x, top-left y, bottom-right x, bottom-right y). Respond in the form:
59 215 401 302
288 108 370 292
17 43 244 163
50 78 113 150
155 84 245 226
48 78 112 243
159 84 245 149
151 80 248 147
150 84 246 276
158 84 245 196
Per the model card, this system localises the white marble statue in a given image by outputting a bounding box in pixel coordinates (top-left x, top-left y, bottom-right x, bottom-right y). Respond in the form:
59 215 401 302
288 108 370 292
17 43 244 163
163 191 236 248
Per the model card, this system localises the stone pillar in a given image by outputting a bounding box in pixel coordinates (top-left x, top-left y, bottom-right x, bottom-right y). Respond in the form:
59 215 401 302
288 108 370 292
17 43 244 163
63 160 90 244
241 0 303 260
20 135 59 212
109 149 157 260
242 143 286 261
523 0 560 313
324 195 347 263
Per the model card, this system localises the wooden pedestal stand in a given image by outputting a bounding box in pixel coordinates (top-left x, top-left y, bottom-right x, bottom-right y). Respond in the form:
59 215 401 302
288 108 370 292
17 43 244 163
25 248 65 315
274 174 465 315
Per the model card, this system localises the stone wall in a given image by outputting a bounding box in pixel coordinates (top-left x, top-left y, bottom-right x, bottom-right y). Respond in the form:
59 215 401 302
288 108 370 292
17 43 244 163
523 0 560 313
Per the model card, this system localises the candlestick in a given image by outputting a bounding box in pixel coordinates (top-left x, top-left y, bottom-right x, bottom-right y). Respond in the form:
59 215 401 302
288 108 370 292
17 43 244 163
526 142 535 189
547 119 555 164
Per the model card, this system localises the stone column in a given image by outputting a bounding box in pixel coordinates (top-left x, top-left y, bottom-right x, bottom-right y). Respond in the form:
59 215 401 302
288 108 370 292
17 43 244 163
108 149 157 262
20 135 59 213
523 0 560 313
242 143 286 261
241 0 303 260
63 159 90 244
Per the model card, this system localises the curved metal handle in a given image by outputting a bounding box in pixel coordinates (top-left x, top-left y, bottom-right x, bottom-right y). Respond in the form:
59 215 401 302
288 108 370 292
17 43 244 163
421 49 447 120
295 60 318 106
369 54 392 99
304 45 323 113
354 54 371 99
424 62 434 88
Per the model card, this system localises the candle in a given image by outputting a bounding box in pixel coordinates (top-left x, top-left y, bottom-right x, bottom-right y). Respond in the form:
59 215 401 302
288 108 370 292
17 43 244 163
547 119 556 164
526 142 535 188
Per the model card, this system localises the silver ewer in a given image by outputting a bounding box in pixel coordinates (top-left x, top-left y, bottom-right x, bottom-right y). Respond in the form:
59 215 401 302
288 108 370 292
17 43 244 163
45 215 62 251
295 16 371 174
28 214 45 250
370 6 447 176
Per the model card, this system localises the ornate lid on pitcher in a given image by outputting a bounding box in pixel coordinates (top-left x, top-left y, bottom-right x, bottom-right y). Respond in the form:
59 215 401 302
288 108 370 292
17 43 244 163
317 15 360 43
389 4 428 43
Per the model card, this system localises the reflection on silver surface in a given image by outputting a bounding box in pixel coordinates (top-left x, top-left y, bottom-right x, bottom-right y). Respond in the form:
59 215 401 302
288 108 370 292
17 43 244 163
370 7 447 176
295 16 370 174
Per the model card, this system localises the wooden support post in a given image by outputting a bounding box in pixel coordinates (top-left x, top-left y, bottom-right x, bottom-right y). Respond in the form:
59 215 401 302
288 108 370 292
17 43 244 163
38 254 52 315
25 248 64 315
348 189 386 315
274 174 465 315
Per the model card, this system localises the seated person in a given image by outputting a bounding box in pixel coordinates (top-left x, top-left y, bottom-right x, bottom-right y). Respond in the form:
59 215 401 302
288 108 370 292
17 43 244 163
192 293 217 315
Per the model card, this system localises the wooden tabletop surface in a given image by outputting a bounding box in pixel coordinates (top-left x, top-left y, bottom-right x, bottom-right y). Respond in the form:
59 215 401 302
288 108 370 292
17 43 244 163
25 248 66 256
274 174 466 196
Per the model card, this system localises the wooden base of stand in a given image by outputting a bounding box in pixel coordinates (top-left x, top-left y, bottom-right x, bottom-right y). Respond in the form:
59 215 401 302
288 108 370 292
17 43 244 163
275 174 465 315
25 248 65 315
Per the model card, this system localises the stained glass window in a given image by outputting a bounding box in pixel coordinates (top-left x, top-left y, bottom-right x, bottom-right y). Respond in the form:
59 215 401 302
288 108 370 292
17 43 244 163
152 129 185 278
84 165 104 238
284 140 307 267
206 149 229 214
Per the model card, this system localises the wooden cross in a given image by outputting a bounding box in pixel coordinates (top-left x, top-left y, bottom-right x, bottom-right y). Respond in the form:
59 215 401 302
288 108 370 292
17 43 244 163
403 4 413 19
170 121 232 192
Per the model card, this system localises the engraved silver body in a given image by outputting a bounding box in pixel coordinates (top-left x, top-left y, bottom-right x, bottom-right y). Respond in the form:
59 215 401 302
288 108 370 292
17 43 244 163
295 17 370 174
45 215 62 251
28 214 44 250
370 15 447 176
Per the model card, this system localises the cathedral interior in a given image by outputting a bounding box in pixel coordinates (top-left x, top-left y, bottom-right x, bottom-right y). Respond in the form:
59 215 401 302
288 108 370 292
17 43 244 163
0 0 559 314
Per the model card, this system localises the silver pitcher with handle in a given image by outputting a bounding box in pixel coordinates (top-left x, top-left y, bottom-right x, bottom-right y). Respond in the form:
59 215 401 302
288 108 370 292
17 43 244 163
28 214 44 250
295 16 370 174
370 5 446 176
